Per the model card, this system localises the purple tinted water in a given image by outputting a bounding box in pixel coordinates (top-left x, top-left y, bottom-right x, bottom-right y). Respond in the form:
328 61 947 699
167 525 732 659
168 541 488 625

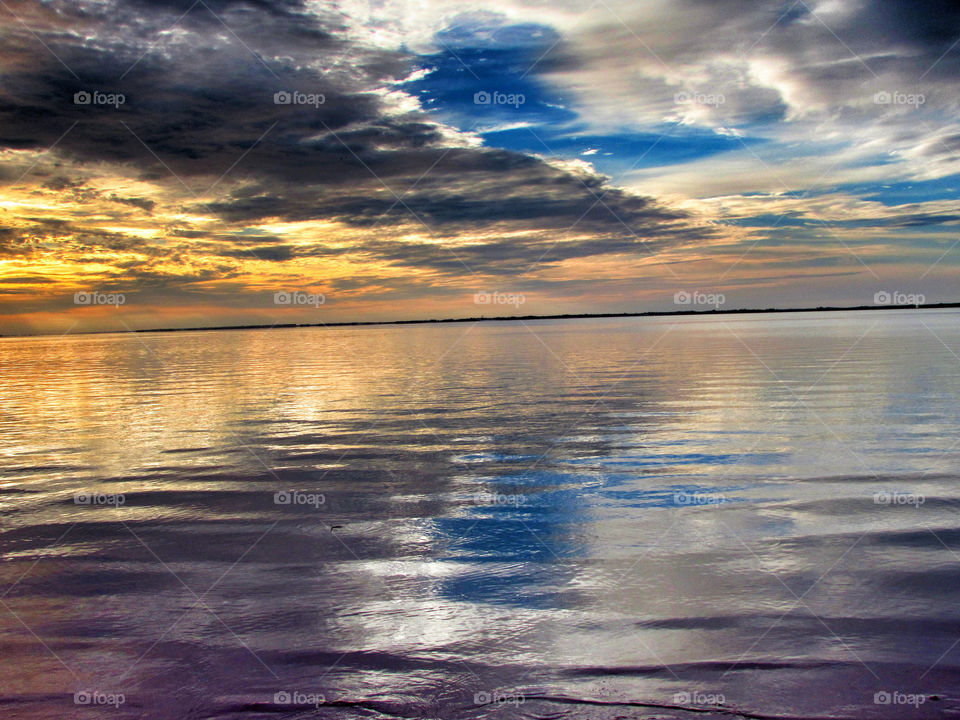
1 311 959 718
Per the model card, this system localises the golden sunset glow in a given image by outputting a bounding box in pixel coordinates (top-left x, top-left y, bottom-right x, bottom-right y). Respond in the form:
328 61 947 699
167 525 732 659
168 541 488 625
0 0 957 335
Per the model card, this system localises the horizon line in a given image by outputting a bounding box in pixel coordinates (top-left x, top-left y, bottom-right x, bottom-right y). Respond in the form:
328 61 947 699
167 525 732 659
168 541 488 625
3 301 958 338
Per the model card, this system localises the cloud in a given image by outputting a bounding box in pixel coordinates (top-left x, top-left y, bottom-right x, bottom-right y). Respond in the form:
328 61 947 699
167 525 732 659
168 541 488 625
0 0 956 332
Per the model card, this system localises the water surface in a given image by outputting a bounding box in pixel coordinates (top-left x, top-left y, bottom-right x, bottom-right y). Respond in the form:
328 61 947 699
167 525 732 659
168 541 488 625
2 310 960 718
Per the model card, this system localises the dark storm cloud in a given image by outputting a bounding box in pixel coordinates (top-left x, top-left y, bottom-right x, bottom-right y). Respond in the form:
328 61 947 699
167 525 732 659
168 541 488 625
851 0 960 50
201 156 686 230
0 0 716 273
220 244 295 261
0 275 54 284
300 229 690 276
108 194 156 212
0 219 166 259
0 227 35 257
0 0 404 174
41 176 86 192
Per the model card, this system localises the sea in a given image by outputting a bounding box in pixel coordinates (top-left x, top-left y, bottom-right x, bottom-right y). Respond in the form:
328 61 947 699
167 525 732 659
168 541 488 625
1 309 959 718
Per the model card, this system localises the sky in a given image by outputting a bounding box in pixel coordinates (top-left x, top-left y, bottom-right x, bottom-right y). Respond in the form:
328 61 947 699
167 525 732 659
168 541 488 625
0 0 958 334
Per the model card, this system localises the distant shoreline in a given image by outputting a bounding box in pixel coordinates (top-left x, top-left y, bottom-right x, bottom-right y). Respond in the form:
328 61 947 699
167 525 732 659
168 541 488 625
5 301 958 338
